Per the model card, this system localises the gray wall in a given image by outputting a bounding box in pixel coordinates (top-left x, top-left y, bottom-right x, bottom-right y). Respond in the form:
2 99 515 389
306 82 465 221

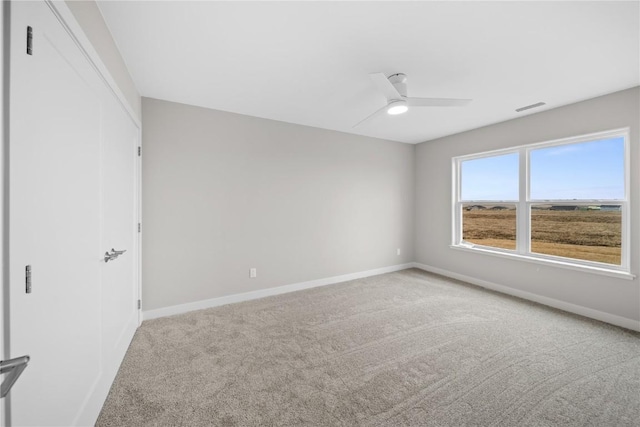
142 98 415 311
416 87 640 322
66 0 141 121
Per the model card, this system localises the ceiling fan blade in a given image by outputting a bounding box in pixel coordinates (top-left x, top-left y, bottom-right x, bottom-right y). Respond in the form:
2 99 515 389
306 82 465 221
353 104 389 128
406 97 472 107
369 73 402 101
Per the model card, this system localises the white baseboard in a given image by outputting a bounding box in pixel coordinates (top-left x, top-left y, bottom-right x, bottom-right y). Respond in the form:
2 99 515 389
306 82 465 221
412 262 640 332
143 261 640 332
143 263 415 321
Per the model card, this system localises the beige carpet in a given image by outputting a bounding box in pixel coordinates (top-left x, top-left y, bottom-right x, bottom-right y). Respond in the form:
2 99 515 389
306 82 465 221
97 269 640 426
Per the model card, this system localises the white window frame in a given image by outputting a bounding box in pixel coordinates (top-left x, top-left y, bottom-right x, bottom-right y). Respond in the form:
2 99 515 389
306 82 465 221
451 128 633 280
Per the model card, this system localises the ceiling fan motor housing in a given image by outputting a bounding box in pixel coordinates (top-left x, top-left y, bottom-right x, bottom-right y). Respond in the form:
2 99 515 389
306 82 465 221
388 73 408 98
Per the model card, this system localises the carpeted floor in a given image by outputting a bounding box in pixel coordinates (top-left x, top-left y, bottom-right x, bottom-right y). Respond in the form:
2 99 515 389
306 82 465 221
97 269 640 426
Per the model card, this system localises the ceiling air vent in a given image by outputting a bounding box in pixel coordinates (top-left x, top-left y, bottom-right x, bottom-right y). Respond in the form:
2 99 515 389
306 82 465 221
515 102 546 112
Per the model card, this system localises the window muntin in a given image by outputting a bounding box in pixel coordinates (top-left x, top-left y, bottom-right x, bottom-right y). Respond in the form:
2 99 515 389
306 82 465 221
453 129 629 272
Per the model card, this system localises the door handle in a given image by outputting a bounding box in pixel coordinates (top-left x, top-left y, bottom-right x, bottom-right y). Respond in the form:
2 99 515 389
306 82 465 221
1 355 30 398
104 248 127 263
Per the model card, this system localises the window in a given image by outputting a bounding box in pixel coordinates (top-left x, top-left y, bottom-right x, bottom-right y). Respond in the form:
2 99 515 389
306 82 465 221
460 153 518 250
452 129 629 274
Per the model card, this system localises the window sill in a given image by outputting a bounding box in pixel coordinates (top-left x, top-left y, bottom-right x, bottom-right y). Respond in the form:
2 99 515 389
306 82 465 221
449 244 636 281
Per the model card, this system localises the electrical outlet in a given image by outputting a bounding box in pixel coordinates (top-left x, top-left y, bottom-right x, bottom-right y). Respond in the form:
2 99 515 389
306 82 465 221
250 268 257 278
397 248 401 256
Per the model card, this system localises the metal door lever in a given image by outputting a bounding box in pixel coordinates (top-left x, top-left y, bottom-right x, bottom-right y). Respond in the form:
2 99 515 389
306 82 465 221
1 355 30 398
104 248 127 263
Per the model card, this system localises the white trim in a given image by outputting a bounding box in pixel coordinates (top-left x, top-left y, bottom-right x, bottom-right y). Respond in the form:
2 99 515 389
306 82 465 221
449 245 635 280
45 1 140 128
517 149 529 253
143 263 415 321
412 262 640 332
451 156 460 246
136 129 142 326
1 1 7 425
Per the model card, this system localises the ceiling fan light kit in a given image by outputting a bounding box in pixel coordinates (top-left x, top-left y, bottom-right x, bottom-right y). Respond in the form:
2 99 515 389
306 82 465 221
387 100 408 115
354 72 472 127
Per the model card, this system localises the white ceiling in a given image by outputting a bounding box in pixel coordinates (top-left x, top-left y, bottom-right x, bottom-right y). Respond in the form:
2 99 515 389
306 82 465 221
98 1 639 144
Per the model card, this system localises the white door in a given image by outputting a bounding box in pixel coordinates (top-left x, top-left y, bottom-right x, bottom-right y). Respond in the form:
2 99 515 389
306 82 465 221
99 88 140 405
6 1 139 425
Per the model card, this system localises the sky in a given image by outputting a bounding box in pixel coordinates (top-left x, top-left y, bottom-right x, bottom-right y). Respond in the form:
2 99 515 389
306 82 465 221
461 137 625 201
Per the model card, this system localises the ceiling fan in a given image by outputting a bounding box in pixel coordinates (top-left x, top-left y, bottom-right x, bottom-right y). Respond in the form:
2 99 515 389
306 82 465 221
354 73 472 127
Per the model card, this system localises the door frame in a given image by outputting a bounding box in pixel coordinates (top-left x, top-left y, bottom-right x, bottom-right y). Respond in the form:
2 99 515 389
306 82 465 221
1 1 8 426
1 1 142 424
136 127 142 325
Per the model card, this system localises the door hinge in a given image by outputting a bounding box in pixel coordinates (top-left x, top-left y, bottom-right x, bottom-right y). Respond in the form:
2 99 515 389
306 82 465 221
25 265 32 294
27 26 33 55
137 300 141 310
138 222 141 233
138 146 141 156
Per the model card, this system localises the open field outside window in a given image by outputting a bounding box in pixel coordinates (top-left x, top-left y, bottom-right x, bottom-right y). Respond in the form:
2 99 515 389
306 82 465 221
462 204 517 250
530 204 622 265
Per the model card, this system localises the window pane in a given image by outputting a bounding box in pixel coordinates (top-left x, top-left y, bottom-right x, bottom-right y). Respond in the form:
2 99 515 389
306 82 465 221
461 153 519 201
462 204 516 250
531 204 621 265
530 137 624 200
